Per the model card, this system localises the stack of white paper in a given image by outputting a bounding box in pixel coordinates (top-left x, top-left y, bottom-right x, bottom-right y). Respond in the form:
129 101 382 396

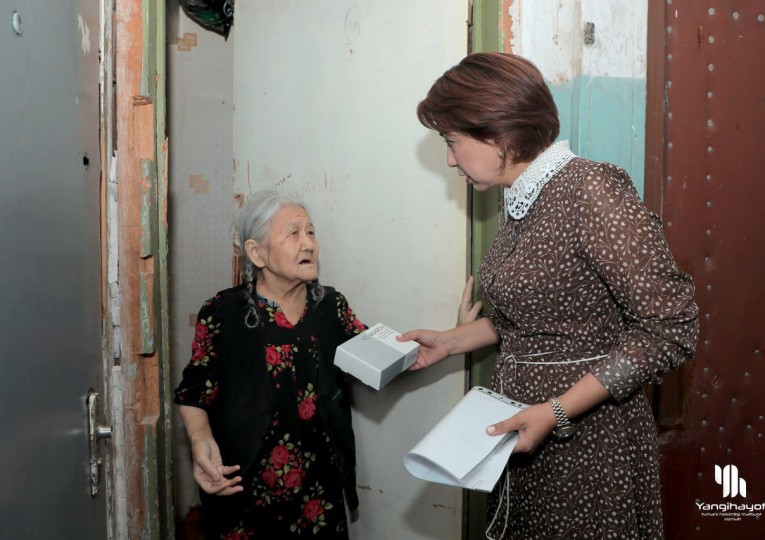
403 386 527 492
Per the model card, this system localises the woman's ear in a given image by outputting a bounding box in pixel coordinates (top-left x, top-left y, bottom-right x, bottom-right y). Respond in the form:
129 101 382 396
244 239 266 269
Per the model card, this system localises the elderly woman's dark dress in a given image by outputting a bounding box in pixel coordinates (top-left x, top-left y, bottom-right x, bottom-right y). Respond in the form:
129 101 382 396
175 284 365 539
479 144 698 539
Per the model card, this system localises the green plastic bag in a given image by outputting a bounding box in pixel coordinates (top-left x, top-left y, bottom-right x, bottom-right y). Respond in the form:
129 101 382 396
179 0 234 39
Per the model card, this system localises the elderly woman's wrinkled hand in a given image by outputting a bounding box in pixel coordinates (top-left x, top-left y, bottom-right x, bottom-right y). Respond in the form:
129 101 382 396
457 276 482 326
190 434 244 496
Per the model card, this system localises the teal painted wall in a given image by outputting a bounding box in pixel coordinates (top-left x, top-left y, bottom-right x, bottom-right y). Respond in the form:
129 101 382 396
550 75 646 196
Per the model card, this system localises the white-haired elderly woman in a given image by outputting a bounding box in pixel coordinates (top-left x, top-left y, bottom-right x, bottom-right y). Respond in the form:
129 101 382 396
175 190 366 539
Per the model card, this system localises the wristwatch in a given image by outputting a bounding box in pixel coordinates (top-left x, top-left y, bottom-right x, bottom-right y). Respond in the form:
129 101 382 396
548 397 577 439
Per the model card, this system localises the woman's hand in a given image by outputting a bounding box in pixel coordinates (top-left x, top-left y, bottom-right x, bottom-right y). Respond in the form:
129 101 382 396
189 434 244 496
457 276 482 326
485 402 558 454
397 330 450 371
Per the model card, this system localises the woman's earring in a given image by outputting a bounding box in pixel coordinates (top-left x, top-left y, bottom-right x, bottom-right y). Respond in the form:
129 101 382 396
498 149 506 158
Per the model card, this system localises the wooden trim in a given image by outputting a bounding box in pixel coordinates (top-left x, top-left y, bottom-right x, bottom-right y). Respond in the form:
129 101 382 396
644 0 666 216
114 0 170 537
153 0 174 534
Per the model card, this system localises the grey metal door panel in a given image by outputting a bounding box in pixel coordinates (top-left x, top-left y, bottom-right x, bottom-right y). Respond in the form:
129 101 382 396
1 0 106 537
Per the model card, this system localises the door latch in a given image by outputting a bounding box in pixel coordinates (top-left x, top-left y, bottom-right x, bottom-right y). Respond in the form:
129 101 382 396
87 389 112 496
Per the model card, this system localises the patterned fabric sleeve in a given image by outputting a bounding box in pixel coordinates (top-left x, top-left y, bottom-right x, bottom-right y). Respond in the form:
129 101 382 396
334 290 367 343
174 294 225 409
574 164 699 401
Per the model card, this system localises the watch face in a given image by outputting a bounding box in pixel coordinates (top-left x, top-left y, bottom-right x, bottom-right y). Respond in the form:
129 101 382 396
556 424 577 439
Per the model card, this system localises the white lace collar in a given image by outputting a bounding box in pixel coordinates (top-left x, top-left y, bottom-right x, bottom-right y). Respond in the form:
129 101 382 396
503 140 576 220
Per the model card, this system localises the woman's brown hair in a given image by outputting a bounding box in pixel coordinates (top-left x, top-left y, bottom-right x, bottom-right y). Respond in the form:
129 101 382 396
417 52 560 164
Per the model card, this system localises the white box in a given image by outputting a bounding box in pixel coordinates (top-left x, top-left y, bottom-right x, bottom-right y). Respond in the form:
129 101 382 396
334 323 420 390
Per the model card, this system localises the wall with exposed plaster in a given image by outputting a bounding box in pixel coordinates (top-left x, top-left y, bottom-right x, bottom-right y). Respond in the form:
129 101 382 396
506 0 647 193
233 1 468 539
166 1 235 522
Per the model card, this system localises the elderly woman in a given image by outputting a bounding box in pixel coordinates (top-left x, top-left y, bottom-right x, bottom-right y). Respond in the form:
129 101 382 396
401 53 699 539
175 191 365 539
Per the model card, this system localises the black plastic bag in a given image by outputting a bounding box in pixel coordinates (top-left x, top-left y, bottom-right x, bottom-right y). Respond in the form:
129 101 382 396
179 0 234 39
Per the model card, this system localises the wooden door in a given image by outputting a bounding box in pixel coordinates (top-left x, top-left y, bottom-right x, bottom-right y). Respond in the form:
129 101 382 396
646 1 765 537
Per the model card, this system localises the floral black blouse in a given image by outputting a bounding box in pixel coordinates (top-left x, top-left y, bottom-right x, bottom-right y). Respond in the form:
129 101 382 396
175 288 365 539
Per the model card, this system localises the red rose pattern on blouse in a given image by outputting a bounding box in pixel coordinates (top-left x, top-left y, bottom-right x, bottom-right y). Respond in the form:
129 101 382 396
292 482 336 535
264 343 298 378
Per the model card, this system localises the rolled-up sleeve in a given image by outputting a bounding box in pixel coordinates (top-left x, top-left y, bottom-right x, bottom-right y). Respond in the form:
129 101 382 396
574 165 699 401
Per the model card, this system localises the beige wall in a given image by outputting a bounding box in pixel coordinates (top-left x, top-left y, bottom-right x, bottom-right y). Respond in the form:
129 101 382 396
166 1 234 519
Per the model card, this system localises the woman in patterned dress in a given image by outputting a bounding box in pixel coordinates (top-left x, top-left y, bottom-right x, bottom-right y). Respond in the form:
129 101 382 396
401 53 699 539
175 191 366 539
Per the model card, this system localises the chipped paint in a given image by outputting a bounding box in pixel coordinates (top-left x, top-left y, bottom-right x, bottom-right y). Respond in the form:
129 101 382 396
140 160 155 258
510 0 647 193
132 96 155 160
176 32 198 52
140 0 152 96
77 14 91 54
502 0 515 52
107 150 122 360
126 362 138 380
139 271 155 354
510 0 647 80
159 138 169 230
188 174 210 194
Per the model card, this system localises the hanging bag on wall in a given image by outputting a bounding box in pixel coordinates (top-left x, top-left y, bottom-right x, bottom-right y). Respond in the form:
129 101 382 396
179 0 234 39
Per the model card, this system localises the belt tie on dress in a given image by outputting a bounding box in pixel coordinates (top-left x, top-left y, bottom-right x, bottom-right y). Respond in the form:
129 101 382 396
502 351 608 392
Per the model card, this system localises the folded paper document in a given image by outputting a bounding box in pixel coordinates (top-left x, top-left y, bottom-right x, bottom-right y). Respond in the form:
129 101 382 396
334 323 419 390
403 386 527 492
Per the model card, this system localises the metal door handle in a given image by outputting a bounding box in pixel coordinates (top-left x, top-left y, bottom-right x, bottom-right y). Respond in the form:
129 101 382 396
87 390 112 496
95 425 113 441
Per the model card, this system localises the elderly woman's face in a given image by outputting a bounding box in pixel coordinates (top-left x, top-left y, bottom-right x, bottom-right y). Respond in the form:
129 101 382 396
254 204 319 284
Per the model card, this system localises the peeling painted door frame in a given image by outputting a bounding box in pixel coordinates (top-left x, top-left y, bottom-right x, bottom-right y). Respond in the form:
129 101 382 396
104 0 173 537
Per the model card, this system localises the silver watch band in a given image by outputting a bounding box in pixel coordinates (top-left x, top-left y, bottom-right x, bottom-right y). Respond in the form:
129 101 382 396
548 397 576 438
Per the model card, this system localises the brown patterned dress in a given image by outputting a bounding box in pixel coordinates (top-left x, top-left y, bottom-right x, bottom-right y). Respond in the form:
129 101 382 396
478 157 698 539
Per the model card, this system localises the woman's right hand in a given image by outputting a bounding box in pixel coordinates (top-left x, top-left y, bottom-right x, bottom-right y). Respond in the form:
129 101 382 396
457 276 482 326
397 330 450 370
189 434 244 496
